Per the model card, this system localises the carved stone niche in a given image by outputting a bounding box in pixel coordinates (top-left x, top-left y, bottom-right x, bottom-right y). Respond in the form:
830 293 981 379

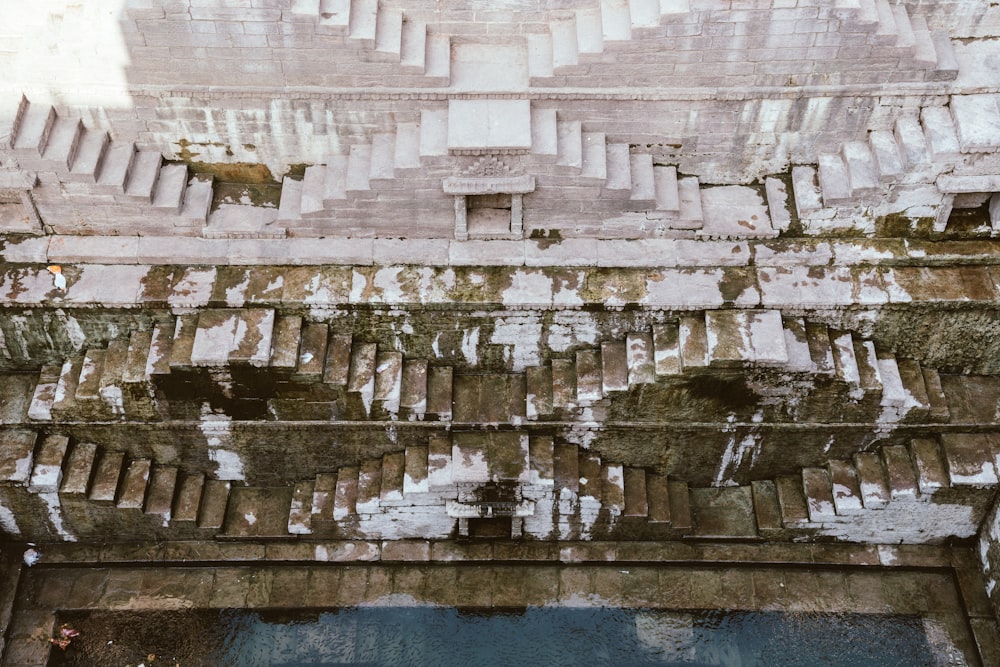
443 157 535 240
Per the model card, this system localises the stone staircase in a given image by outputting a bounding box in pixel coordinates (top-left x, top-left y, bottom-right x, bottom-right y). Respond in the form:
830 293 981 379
757 433 1000 544
4 425 993 545
792 93 1000 234
0 429 232 541
21 307 949 427
286 0 957 87
1 96 214 234
277 105 706 236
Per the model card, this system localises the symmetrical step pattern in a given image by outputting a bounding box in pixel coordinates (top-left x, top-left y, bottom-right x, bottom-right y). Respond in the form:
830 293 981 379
23 308 951 428
4 96 214 230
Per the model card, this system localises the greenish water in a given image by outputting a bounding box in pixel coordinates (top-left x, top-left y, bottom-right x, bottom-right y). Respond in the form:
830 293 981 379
53 607 936 666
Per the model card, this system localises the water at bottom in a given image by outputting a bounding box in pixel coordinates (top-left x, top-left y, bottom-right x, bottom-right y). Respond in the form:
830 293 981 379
51 606 937 666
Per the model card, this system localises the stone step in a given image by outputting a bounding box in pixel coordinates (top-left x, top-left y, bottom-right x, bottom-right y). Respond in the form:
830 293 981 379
426 366 453 419
780 317 813 373
50 356 84 419
577 451 602 501
11 102 55 155
323 333 352 385
554 443 580 495
39 116 83 170
894 115 931 166
151 164 189 214
580 131 607 180
372 5 402 57
222 487 294 538
576 6 604 54
269 315 302 369
399 19 427 70
790 165 823 218
124 151 163 204
909 437 949 494
940 434 999 486
895 358 931 420
311 472 338 521
705 310 788 367
556 120 582 169
74 348 111 420
629 0 661 28
667 480 691 530
827 459 863 515
853 451 890 509
27 434 69 493
373 350 403 416
190 309 275 368
144 466 178 520
122 330 154 384
368 133 396 181
169 314 198 369
601 463 625 516
950 95 1000 152
293 322 328 381
399 358 428 416
851 338 883 394
653 165 679 216
117 458 151 509
604 142 631 190
625 332 655 385
196 479 231 529
59 442 98 495
67 128 110 182
550 14 579 69
817 153 852 206
393 122 421 169
678 314 709 370
299 165 326 215
146 320 174 376
380 451 405 502
868 130 905 182
356 458 382 513
345 144 372 193
551 358 577 410
525 365 553 419
419 109 448 157
840 141 879 196
27 364 61 421
805 322 836 374
322 154 349 205
333 465 359 520
874 350 906 408
318 0 350 27
920 106 962 161
622 466 648 517
527 32 554 79
88 450 124 503
427 436 452 490
890 3 916 50
346 341 377 417
424 32 451 82
774 475 809 526
403 445 429 494
180 175 214 223
750 480 782 534
530 107 558 157
601 0 632 41
652 323 682 376
600 341 628 394
96 141 137 193
288 479 315 534
629 153 655 203
908 15 938 67
928 29 958 80
646 473 671 523
575 348 603 402
171 473 205 523
872 0 898 45
675 176 704 229
801 467 836 522
829 331 862 388
277 177 304 222
881 444 919 499
529 436 555 486
921 367 951 422
348 0 378 43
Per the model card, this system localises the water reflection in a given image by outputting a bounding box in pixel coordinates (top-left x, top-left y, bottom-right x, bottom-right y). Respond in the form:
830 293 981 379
53 607 937 667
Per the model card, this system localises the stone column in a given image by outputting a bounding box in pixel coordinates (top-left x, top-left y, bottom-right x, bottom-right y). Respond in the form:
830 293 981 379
454 195 468 241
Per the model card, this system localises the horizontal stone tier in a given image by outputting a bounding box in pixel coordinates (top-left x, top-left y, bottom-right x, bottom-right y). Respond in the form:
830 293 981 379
1 261 997 310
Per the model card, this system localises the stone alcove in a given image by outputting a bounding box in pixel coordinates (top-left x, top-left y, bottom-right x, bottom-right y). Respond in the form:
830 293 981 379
443 157 535 240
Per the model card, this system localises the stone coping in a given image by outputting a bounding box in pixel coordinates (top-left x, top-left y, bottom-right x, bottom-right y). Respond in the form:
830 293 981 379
6 235 1000 269
3 543 998 667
